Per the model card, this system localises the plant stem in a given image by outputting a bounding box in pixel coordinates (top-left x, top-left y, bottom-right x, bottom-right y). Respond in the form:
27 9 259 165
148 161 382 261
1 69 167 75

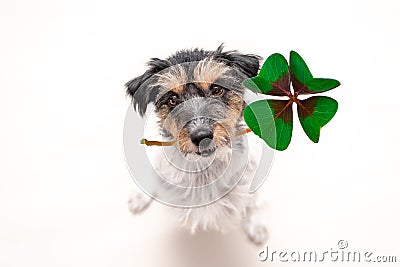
140 128 253 146
140 138 176 146
235 128 252 136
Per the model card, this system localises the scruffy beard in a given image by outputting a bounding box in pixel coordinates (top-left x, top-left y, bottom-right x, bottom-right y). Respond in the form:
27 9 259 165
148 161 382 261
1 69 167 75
154 123 250 188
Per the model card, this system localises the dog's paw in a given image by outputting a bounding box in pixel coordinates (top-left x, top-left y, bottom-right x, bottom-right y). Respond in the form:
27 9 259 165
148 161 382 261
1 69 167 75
128 192 152 215
243 221 267 245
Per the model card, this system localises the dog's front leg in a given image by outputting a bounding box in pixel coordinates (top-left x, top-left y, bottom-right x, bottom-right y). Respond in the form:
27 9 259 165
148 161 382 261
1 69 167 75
128 190 153 215
242 196 267 245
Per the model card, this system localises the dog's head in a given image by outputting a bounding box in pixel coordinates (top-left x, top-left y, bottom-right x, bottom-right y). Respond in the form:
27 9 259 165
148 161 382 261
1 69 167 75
126 45 260 157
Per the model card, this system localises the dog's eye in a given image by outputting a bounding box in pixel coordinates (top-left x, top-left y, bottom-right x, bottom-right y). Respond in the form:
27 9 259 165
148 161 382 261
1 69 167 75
168 95 179 107
210 84 224 97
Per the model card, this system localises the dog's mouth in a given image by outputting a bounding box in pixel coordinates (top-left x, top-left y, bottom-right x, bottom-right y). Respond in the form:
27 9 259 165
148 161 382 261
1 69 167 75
195 146 216 157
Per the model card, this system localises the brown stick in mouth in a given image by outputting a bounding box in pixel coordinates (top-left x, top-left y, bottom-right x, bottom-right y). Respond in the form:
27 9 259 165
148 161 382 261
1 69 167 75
140 128 252 146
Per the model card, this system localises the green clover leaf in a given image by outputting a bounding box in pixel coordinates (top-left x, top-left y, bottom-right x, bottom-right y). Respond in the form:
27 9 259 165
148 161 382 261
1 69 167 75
243 53 290 96
243 99 293 151
243 51 340 150
290 51 340 95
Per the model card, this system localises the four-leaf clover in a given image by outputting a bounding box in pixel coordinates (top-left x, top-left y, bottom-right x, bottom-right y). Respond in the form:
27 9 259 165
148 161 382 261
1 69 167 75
243 51 340 151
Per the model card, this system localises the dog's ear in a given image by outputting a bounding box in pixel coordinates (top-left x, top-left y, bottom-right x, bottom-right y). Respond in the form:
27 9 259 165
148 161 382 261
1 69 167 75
213 45 261 78
126 58 170 116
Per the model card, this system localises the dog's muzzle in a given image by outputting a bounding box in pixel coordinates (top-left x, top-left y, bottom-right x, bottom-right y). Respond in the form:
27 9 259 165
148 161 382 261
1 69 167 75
186 117 216 156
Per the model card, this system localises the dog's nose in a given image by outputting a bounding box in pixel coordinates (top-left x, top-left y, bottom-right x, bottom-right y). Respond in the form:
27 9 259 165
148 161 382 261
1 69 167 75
190 129 213 146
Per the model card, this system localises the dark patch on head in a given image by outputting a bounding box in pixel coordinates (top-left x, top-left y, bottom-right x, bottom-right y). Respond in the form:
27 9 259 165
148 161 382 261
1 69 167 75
125 58 171 116
125 44 261 117
212 44 261 78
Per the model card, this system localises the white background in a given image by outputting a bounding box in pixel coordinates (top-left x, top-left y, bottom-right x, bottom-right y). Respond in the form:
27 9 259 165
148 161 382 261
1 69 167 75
0 0 399 266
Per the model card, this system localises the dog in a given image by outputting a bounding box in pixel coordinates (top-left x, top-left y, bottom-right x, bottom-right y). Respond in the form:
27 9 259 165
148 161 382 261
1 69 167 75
125 45 267 244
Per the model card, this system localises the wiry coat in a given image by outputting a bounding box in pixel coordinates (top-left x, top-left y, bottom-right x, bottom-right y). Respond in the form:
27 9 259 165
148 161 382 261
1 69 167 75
126 45 267 243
